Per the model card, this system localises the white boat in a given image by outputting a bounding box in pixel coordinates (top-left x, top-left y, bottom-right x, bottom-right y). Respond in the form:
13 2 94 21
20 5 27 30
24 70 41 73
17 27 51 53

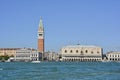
5 59 11 62
31 61 41 63
5 57 14 62
101 60 109 62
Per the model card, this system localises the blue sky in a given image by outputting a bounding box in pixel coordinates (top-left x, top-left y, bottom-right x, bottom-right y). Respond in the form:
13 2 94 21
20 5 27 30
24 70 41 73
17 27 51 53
0 0 120 53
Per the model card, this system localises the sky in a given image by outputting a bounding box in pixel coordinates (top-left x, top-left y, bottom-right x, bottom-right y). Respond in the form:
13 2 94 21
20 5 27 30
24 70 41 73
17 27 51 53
0 0 120 53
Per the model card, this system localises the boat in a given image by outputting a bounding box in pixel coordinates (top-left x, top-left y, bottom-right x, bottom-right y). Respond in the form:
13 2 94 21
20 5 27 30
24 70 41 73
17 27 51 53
5 59 11 62
31 61 41 63
5 57 14 62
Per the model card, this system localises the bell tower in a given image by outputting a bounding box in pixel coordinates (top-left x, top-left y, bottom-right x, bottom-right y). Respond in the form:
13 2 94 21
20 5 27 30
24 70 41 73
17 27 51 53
38 17 44 54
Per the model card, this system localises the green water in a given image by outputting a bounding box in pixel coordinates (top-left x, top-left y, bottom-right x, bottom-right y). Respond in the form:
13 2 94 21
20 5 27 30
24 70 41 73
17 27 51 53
0 62 120 80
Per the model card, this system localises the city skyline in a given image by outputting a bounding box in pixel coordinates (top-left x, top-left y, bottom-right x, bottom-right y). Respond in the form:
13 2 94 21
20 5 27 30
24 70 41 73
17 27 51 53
0 0 120 53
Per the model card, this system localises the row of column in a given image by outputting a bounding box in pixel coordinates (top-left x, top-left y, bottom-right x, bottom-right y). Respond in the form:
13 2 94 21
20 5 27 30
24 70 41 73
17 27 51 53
62 57 102 62
108 58 120 61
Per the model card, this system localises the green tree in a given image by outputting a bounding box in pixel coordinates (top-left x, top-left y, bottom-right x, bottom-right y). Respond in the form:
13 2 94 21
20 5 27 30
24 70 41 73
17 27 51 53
0 56 2 60
0 55 9 61
4 55 9 60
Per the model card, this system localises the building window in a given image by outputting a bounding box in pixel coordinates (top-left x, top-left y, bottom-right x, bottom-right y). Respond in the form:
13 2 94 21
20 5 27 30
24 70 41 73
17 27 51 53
81 51 83 53
91 51 93 54
85 50 88 53
113 55 114 57
81 53 84 55
39 34 42 36
76 50 78 53
97 51 99 54
65 50 67 53
70 50 73 53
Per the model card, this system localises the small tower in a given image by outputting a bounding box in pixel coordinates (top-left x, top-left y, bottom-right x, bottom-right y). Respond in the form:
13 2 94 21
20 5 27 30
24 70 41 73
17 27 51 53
38 17 44 60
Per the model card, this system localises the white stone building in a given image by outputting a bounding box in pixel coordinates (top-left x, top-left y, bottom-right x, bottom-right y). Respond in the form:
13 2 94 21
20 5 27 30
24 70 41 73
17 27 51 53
31 51 40 61
106 51 120 61
15 48 39 62
44 51 59 61
48 52 59 61
61 45 103 62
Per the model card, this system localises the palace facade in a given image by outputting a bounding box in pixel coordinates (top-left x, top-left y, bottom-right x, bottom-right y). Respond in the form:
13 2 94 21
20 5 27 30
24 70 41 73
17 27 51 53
61 45 103 62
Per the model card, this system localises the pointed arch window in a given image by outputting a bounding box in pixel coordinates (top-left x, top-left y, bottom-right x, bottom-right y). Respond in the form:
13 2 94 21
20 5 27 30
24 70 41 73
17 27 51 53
85 50 88 53
76 50 78 53
70 50 73 53
91 51 93 54
65 50 67 53
81 51 83 53
97 51 100 54
80 51 84 55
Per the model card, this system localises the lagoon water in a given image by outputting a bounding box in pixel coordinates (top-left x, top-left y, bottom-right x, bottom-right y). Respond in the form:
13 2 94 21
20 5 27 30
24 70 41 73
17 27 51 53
0 62 120 80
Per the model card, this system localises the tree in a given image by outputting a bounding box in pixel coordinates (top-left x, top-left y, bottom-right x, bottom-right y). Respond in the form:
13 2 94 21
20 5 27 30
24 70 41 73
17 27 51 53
0 55 9 61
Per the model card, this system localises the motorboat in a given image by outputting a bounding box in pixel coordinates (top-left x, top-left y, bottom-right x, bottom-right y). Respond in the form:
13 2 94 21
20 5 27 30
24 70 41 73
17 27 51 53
31 61 41 63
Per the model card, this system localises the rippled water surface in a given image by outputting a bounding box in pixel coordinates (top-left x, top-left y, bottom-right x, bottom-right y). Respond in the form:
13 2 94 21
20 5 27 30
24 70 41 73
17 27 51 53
0 62 120 80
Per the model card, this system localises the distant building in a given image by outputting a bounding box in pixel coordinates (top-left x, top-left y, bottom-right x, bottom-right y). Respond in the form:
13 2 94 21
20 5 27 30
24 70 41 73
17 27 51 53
102 54 107 61
43 52 49 60
31 51 40 61
0 48 36 57
14 48 39 62
44 51 59 61
106 51 120 61
61 45 103 62
48 52 59 61
38 17 44 61
0 48 20 56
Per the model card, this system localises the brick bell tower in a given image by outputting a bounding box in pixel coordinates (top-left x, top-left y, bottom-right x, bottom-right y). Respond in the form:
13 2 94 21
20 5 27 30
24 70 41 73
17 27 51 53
38 17 44 60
